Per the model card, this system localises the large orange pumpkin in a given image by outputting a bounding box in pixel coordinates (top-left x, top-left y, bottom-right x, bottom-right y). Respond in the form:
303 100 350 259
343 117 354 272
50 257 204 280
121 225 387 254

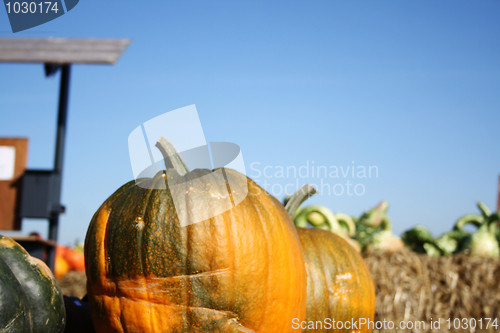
85 138 307 332
286 185 376 333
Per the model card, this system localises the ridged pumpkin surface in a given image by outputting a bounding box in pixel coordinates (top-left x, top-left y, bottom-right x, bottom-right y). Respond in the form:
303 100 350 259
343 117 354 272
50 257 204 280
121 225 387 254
85 168 307 332
0 235 66 332
297 228 375 333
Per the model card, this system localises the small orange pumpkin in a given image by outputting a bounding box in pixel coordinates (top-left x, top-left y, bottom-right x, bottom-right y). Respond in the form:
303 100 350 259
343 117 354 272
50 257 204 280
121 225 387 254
63 248 85 272
54 255 70 279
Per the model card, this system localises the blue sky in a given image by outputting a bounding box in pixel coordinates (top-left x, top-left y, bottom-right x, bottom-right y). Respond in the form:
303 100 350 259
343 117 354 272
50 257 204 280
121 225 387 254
1 0 499 245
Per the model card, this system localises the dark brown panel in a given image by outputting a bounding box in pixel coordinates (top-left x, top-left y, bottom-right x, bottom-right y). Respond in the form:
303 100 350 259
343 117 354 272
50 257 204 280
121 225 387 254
0 138 28 230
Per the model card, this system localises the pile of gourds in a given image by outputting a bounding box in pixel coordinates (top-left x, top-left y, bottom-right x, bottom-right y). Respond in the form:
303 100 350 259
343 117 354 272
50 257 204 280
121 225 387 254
353 201 405 254
289 199 404 255
285 195 362 252
292 198 500 259
402 202 500 258
0 137 376 333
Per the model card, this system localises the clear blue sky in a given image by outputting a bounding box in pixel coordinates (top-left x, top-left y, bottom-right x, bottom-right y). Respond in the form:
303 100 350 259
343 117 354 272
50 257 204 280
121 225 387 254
1 1 499 245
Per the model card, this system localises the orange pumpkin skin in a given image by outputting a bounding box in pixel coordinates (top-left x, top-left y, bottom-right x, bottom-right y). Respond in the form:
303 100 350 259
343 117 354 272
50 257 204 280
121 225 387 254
54 255 70 279
297 228 375 333
85 168 307 333
63 248 85 272
56 245 67 258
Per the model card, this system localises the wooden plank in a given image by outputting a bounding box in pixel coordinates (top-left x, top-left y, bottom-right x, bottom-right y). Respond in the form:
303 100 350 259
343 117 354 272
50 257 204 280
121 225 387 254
9 235 57 248
0 138 28 231
0 38 131 64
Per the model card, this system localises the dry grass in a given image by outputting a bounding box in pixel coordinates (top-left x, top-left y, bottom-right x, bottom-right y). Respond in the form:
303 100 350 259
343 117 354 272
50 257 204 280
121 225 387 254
364 248 500 332
57 270 87 299
57 249 500 332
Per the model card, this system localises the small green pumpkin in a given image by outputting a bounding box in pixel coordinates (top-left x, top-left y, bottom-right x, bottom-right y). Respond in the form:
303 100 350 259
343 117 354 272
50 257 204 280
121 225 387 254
0 234 66 332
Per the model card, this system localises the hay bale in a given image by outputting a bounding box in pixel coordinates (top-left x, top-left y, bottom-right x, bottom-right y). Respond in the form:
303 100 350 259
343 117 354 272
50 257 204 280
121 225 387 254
364 248 500 332
57 271 87 299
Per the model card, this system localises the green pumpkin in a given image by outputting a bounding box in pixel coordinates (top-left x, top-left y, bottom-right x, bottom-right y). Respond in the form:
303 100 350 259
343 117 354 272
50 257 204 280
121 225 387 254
0 235 66 332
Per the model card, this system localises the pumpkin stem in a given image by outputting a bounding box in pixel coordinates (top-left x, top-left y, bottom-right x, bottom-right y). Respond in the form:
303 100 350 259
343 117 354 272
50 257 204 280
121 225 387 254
155 136 190 176
285 184 317 217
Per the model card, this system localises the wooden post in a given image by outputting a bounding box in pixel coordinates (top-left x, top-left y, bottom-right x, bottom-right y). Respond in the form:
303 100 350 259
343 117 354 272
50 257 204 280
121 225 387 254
46 64 70 271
